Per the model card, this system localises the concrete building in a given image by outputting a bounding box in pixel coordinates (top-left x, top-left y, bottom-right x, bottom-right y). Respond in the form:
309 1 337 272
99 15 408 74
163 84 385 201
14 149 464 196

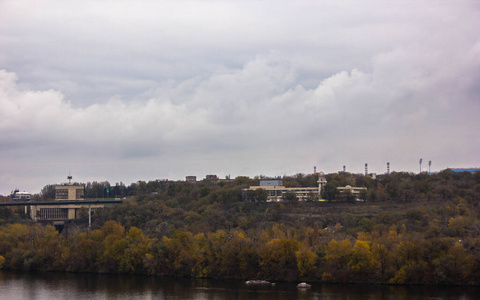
186 176 197 183
205 174 218 180
244 171 366 202
28 177 104 223
318 172 327 194
54 183 85 200
336 185 367 196
448 168 480 173
260 180 283 186
10 190 31 201
245 177 324 202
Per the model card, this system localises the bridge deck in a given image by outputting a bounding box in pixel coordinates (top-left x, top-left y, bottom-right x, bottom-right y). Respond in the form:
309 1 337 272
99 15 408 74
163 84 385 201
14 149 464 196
0 200 123 206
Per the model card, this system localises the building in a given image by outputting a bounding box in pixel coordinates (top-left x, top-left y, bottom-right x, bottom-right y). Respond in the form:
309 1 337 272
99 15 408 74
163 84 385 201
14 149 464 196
448 168 480 173
10 189 31 201
244 171 366 201
54 183 85 200
245 175 324 202
28 177 104 222
336 185 367 196
260 180 283 186
186 176 197 183
205 174 218 181
205 175 219 183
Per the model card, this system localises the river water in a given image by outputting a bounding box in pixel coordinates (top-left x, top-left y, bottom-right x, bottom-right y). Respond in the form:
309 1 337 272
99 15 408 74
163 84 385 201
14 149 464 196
0 271 479 300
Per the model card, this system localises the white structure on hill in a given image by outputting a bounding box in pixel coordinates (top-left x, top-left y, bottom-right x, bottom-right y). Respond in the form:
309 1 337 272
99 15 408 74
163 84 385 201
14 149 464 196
244 171 366 202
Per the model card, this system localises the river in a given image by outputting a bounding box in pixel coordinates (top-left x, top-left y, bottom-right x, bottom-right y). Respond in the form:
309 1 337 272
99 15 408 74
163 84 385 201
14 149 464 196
1 271 479 299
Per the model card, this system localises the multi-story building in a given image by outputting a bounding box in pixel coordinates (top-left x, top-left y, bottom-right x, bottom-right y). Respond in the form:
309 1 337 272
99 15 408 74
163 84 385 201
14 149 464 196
54 183 85 201
28 177 104 222
245 175 324 202
336 185 367 196
186 176 197 183
244 171 366 201
205 174 219 181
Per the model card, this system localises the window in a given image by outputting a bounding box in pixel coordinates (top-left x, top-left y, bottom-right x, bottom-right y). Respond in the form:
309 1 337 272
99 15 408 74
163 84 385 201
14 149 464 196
39 208 68 219
55 189 68 200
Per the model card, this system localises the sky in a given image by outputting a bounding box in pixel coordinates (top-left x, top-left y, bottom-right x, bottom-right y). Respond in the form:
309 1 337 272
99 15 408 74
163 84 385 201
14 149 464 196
1 0 479 195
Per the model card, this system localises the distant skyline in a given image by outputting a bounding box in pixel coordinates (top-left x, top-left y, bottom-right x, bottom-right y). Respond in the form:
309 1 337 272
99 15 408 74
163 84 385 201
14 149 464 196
1 0 479 195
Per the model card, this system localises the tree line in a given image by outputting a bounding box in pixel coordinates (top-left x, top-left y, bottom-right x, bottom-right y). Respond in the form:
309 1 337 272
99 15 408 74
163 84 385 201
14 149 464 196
0 169 479 285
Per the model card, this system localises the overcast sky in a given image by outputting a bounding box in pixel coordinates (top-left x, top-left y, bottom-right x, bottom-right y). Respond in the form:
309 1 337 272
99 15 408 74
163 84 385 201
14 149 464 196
1 0 479 195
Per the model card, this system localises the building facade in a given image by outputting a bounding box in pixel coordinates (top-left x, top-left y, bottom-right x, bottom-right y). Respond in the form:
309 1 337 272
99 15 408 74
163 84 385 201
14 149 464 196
336 185 367 196
186 176 197 183
244 172 366 202
28 178 103 222
54 183 85 200
245 178 322 202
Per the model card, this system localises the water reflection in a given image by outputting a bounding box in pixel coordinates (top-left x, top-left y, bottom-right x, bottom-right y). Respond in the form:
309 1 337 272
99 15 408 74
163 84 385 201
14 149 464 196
0 271 479 300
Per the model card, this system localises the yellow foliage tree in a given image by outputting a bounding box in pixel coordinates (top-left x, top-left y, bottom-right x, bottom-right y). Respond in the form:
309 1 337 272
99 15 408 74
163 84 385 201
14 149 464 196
259 238 300 280
295 245 318 277
348 240 380 279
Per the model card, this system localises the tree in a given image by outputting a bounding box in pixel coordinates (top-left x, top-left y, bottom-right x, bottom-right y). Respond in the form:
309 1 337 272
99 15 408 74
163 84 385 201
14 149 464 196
322 183 338 201
220 233 259 279
342 189 356 203
120 227 151 273
40 185 56 201
283 191 298 202
258 238 300 280
307 191 318 202
243 189 267 202
358 189 367 201
348 240 380 280
322 239 353 282
295 245 318 277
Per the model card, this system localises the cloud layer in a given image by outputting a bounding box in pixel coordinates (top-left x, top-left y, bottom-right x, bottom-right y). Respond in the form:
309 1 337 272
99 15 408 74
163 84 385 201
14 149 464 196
1 0 479 194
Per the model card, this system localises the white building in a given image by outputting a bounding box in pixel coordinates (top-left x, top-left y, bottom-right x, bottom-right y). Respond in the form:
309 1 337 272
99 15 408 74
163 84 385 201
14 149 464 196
244 172 366 201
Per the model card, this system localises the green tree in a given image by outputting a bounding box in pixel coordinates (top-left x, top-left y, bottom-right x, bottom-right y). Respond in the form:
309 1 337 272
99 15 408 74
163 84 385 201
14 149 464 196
283 191 298 202
40 185 56 201
322 183 338 201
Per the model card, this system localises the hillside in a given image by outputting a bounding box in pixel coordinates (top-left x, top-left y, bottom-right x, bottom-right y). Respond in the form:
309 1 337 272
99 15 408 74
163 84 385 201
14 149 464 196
0 169 479 285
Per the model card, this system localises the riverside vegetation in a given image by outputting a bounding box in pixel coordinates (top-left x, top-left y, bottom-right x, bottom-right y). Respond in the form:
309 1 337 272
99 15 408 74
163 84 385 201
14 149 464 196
1 170 480 285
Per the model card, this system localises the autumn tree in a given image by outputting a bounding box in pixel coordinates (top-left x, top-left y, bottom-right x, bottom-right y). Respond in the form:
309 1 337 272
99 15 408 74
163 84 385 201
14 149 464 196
259 238 300 281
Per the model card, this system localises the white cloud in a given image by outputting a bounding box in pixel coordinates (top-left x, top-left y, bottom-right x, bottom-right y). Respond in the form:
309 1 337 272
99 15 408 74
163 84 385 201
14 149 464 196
0 0 479 194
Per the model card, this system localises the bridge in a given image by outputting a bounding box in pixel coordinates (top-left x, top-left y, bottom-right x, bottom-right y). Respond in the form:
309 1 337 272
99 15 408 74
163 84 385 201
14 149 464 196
0 199 124 228
0 200 123 207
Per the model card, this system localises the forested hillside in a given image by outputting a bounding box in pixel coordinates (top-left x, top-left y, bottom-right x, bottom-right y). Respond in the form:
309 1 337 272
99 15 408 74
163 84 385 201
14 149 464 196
1 169 480 285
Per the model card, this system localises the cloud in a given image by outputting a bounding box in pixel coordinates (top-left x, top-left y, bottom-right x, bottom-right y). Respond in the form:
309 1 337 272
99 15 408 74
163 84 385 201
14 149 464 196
1 32 479 194
0 0 479 194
